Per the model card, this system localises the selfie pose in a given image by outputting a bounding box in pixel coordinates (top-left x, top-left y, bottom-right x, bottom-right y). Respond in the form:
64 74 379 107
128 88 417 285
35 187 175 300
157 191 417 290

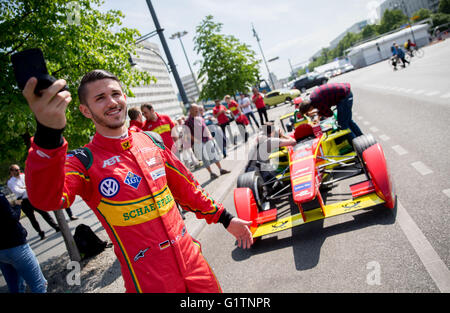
21 69 253 293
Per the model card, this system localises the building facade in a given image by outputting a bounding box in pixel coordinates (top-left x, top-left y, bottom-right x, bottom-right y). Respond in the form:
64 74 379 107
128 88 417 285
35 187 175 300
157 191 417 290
180 73 200 104
330 20 369 49
127 41 183 120
378 0 440 19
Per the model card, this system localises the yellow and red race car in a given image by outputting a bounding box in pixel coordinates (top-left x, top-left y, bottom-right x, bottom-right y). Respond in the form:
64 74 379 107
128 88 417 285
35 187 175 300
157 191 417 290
234 113 396 240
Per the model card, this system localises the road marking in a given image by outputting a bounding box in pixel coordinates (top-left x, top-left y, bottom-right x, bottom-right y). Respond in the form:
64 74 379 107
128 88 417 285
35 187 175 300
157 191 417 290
397 200 450 293
411 161 433 176
370 127 379 133
357 116 363 120
443 189 450 198
363 121 370 126
424 91 440 97
379 134 390 141
413 90 425 95
392 145 408 156
441 93 450 99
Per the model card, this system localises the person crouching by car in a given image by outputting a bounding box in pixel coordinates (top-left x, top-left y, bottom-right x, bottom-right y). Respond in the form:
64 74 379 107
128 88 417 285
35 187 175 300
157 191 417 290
299 83 363 140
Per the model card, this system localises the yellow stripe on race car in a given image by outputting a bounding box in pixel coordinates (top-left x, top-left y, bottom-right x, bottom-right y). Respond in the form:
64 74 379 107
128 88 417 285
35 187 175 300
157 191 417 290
252 193 385 238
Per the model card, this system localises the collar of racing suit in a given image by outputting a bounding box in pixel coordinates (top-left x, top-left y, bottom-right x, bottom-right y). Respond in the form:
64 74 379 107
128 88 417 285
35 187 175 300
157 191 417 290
91 131 135 153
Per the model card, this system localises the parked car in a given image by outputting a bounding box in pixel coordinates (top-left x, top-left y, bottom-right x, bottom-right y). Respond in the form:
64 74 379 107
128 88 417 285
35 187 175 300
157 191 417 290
263 89 301 107
292 72 328 93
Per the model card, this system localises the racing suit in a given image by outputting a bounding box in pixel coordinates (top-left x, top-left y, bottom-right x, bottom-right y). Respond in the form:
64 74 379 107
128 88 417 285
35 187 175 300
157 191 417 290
25 124 233 293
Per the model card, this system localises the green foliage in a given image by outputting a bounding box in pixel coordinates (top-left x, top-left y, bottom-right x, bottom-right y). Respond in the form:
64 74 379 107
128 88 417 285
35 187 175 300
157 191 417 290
0 0 155 171
193 15 260 100
439 0 450 14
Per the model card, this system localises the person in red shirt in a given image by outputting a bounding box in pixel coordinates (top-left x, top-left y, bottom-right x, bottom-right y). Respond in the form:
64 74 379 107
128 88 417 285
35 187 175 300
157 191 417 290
212 99 231 157
299 83 363 139
224 95 249 143
141 103 177 152
252 87 268 126
127 107 144 132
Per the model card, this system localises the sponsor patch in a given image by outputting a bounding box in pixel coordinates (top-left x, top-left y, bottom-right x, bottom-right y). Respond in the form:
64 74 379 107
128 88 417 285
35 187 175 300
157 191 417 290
99 177 120 198
103 155 121 168
294 182 312 192
150 167 166 181
124 171 142 189
133 247 149 262
159 240 170 250
121 140 131 150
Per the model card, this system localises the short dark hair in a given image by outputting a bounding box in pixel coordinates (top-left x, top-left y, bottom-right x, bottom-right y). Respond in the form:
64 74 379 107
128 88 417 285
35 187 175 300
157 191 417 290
299 99 313 116
128 107 141 120
78 69 122 105
141 103 153 111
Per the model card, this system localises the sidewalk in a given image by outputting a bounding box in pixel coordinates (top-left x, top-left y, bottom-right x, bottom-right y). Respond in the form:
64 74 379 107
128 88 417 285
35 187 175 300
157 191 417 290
0 124 257 293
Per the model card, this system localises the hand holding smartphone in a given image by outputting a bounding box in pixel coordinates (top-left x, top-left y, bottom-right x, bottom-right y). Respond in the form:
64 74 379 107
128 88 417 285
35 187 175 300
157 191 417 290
11 48 69 95
11 48 71 129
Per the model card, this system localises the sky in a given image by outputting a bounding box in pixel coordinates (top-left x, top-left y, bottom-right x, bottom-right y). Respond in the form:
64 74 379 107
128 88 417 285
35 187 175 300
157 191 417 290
101 0 383 81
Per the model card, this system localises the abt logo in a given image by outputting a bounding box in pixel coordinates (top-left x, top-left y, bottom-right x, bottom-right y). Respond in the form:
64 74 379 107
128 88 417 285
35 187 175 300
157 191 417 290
103 156 121 168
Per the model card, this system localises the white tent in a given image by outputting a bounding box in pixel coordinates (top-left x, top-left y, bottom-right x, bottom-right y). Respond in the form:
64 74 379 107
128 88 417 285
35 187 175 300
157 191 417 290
347 24 430 68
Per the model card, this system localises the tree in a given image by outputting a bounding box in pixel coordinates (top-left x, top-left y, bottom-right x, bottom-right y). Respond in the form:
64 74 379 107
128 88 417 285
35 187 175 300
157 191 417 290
439 0 450 14
361 24 379 40
411 8 432 22
0 0 155 176
193 15 260 100
378 9 409 34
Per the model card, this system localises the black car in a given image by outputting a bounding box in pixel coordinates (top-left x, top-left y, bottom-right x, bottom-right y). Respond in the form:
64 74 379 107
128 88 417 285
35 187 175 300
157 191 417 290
292 73 328 93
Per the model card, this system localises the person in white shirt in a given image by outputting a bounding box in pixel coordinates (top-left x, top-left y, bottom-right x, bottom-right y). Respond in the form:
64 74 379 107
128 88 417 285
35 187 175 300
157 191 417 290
239 93 260 130
7 164 60 240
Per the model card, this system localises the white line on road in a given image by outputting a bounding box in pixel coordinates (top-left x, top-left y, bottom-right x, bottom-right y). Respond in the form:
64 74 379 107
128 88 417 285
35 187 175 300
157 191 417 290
379 134 390 141
441 93 450 99
370 127 379 133
392 145 408 156
413 90 425 95
363 121 370 126
411 161 433 176
357 116 363 120
443 189 450 198
397 200 450 292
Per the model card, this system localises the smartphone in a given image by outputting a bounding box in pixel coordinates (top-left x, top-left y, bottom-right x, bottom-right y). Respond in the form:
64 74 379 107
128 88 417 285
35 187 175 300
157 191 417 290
11 48 68 95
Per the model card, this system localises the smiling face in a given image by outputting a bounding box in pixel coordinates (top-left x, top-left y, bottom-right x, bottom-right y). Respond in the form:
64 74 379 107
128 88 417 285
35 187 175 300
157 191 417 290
79 78 127 137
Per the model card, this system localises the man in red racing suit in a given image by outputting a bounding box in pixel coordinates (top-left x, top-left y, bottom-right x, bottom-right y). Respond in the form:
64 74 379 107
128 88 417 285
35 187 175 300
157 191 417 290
23 70 253 293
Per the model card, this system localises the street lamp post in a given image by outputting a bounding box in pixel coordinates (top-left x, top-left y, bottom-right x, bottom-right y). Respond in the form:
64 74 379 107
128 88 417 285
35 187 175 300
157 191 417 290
394 0 417 44
252 23 276 90
145 0 189 105
170 31 201 96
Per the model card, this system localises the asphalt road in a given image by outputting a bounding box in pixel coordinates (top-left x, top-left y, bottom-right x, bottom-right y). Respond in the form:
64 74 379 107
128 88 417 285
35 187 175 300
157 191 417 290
196 40 450 293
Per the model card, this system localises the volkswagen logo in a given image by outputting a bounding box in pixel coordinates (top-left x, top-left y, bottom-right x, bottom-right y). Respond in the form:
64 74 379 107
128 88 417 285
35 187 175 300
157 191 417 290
99 177 120 198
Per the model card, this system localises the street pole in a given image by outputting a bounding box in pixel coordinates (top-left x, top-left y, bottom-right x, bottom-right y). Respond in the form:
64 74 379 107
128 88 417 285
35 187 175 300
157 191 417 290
399 0 417 44
252 23 275 90
170 31 201 96
145 0 189 105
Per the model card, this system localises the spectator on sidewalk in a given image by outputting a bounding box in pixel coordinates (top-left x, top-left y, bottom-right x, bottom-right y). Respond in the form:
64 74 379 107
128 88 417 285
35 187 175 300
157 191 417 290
239 93 259 131
174 115 200 170
185 104 230 180
127 107 144 132
141 103 177 153
0 192 47 293
7 164 60 240
212 99 232 157
252 87 268 126
224 95 249 143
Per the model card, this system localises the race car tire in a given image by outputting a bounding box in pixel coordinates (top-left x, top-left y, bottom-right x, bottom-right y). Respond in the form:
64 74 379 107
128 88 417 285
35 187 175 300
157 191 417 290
353 134 377 179
237 171 265 208
362 144 396 210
